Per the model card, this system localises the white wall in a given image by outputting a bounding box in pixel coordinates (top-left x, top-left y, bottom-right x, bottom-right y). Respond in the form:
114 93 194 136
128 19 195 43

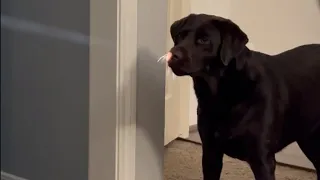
136 0 168 179
188 0 320 126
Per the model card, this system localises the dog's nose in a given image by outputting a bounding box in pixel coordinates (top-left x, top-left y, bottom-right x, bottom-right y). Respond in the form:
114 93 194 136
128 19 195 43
171 51 183 61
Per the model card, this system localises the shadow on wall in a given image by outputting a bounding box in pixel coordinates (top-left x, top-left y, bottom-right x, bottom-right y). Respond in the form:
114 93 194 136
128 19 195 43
136 48 165 171
318 0 320 9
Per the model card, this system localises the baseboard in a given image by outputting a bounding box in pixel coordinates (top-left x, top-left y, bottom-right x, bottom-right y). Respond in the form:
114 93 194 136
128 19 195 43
1 171 28 180
189 124 197 133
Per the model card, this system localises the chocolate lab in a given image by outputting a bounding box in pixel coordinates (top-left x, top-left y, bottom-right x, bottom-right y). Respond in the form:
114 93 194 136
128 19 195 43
167 13 320 180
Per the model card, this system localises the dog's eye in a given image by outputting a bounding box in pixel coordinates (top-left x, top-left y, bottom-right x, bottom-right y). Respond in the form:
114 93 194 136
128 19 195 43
196 37 210 45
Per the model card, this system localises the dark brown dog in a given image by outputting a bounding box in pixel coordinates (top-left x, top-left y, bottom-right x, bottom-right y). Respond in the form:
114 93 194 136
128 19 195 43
167 13 320 180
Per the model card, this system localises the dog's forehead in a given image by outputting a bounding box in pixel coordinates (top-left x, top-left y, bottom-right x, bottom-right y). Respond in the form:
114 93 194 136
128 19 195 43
184 14 212 28
170 14 213 34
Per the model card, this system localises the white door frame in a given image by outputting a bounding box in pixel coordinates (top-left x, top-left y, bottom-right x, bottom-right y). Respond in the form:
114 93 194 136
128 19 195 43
176 0 192 139
164 0 192 145
89 0 138 179
89 0 167 180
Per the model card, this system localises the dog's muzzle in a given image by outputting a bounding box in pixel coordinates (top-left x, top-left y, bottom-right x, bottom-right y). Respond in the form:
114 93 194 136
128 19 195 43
167 51 190 76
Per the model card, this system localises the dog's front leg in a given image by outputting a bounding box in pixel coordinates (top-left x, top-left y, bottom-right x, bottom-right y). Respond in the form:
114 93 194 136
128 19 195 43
248 153 276 180
202 143 223 180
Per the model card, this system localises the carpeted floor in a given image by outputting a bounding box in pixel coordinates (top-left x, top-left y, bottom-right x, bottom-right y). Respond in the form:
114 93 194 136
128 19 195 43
164 140 316 180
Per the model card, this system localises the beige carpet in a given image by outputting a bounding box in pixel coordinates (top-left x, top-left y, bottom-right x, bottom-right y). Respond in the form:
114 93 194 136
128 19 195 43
164 140 316 180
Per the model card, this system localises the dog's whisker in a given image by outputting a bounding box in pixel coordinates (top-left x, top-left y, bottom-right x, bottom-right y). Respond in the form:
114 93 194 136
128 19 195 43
157 57 163 63
171 68 176 80
172 73 176 80
165 66 176 80
157 54 167 63
157 57 164 63
166 66 170 76
158 53 177 81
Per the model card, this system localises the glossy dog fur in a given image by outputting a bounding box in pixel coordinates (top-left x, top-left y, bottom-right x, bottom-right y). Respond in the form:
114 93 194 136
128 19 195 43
168 14 320 180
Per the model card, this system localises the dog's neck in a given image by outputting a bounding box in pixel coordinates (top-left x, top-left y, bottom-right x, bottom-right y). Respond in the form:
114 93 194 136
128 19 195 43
192 48 260 107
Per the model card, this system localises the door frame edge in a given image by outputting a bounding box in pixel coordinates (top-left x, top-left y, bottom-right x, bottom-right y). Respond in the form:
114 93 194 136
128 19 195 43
88 0 138 179
116 0 138 179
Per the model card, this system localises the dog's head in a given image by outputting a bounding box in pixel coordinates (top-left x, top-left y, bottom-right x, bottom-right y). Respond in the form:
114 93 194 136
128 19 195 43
168 14 248 76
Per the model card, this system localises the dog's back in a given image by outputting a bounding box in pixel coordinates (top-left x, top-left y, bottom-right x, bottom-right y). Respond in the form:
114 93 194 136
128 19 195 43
263 44 320 141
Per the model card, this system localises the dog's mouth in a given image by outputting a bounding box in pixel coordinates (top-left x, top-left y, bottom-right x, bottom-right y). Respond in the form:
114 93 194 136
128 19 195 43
168 66 189 76
159 51 205 76
168 62 205 76
165 52 198 76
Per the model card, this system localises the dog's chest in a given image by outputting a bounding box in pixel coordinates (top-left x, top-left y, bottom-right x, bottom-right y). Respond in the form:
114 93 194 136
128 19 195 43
199 108 258 161
194 76 260 160
220 135 253 161
199 118 256 161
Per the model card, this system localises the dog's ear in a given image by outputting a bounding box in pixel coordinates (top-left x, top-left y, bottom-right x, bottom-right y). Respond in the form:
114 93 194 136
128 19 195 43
211 16 248 68
170 20 180 40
